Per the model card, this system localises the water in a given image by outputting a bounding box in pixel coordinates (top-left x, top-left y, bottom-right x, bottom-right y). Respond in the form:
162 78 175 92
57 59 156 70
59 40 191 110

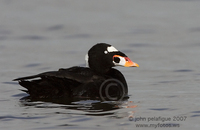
1 0 200 129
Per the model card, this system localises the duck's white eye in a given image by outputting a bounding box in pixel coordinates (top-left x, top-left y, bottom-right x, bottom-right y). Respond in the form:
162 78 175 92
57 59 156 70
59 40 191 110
104 50 108 54
107 46 118 52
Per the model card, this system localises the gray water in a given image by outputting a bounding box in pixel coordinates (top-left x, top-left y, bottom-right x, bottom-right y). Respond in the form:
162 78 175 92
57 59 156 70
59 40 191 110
1 0 200 129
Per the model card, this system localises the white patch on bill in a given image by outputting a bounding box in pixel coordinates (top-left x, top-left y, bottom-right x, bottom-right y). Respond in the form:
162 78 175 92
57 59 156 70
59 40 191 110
113 57 126 66
107 46 118 53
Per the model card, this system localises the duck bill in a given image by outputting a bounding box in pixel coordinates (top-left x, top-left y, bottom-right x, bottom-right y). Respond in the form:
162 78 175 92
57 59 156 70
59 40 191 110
124 57 139 67
113 55 139 67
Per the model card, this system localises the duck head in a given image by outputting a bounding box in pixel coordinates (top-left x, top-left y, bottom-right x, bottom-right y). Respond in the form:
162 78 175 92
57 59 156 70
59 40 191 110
85 43 139 74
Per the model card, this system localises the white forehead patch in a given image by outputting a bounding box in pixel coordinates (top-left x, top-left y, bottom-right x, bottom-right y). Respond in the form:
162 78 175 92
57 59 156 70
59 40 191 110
107 46 118 53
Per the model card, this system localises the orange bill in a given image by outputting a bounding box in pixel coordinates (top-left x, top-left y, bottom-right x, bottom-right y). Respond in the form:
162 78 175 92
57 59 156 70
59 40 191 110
124 57 139 67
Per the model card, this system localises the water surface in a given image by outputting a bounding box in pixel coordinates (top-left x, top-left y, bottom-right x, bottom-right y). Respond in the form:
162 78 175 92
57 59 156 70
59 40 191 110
1 0 200 129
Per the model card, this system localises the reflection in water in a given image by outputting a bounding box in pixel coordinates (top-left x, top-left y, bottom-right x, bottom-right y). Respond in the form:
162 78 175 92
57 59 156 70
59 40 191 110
20 96 137 117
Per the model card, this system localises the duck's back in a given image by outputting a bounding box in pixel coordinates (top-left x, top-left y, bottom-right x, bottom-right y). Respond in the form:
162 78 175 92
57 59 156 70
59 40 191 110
14 66 128 99
14 67 105 98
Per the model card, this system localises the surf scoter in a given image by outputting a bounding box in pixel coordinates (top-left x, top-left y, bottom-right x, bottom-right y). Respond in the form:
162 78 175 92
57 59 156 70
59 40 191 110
13 43 139 100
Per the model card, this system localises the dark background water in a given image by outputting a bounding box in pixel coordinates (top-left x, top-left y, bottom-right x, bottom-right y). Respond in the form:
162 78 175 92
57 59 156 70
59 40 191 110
0 0 200 129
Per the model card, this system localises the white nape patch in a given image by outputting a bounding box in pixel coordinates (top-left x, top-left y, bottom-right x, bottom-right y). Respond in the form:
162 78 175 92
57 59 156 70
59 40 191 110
113 57 126 66
85 54 89 67
107 46 118 53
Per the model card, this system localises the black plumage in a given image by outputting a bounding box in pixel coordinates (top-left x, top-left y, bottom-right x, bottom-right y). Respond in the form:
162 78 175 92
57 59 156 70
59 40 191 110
14 43 139 100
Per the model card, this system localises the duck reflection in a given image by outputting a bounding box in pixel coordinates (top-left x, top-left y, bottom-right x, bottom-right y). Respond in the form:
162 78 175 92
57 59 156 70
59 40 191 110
20 96 137 117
